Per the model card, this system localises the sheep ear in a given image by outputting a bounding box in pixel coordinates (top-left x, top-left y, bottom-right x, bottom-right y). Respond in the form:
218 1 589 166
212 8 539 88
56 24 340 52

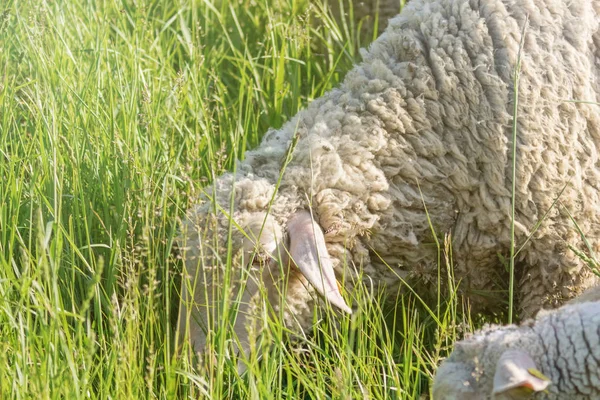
492 349 551 398
287 211 352 314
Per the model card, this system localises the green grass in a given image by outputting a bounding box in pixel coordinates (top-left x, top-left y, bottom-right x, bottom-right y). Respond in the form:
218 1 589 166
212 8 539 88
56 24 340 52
0 0 473 398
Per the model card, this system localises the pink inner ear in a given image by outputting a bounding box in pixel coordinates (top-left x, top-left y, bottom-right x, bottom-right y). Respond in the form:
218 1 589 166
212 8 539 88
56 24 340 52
287 211 352 314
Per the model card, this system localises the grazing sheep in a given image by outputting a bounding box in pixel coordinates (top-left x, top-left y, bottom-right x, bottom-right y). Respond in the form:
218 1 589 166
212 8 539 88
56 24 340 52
432 290 600 399
178 0 600 359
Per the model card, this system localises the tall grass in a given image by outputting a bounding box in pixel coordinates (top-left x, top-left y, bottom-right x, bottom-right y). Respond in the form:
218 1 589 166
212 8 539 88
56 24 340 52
0 0 468 398
507 17 528 325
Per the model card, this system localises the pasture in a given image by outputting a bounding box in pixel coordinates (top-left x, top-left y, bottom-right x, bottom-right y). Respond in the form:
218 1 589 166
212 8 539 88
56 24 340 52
1 0 494 398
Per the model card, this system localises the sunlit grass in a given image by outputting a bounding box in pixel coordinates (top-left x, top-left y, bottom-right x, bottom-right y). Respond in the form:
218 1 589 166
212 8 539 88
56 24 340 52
0 0 473 398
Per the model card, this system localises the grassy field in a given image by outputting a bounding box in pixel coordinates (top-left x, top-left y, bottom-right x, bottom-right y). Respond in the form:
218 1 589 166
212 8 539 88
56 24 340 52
0 0 480 398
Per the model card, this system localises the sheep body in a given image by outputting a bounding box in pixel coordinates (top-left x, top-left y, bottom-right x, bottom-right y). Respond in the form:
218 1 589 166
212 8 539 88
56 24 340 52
180 0 600 355
432 294 600 399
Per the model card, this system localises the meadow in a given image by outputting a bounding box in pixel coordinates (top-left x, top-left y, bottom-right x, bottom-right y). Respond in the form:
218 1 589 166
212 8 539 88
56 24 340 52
0 0 481 398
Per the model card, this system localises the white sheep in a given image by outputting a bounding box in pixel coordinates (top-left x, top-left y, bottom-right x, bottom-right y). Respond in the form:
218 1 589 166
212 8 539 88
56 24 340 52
432 288 600 399
178 0 600 359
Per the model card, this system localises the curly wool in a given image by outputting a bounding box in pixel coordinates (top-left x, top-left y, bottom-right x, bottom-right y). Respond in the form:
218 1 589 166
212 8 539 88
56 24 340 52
184 0 600 338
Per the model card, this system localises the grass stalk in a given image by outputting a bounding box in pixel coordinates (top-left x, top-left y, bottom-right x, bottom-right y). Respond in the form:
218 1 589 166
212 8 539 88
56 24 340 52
508 17 528 324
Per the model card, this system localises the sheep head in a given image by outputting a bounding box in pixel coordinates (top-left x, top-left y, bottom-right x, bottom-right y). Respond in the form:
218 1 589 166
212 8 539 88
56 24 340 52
433 338 550 400
178 173 351 364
